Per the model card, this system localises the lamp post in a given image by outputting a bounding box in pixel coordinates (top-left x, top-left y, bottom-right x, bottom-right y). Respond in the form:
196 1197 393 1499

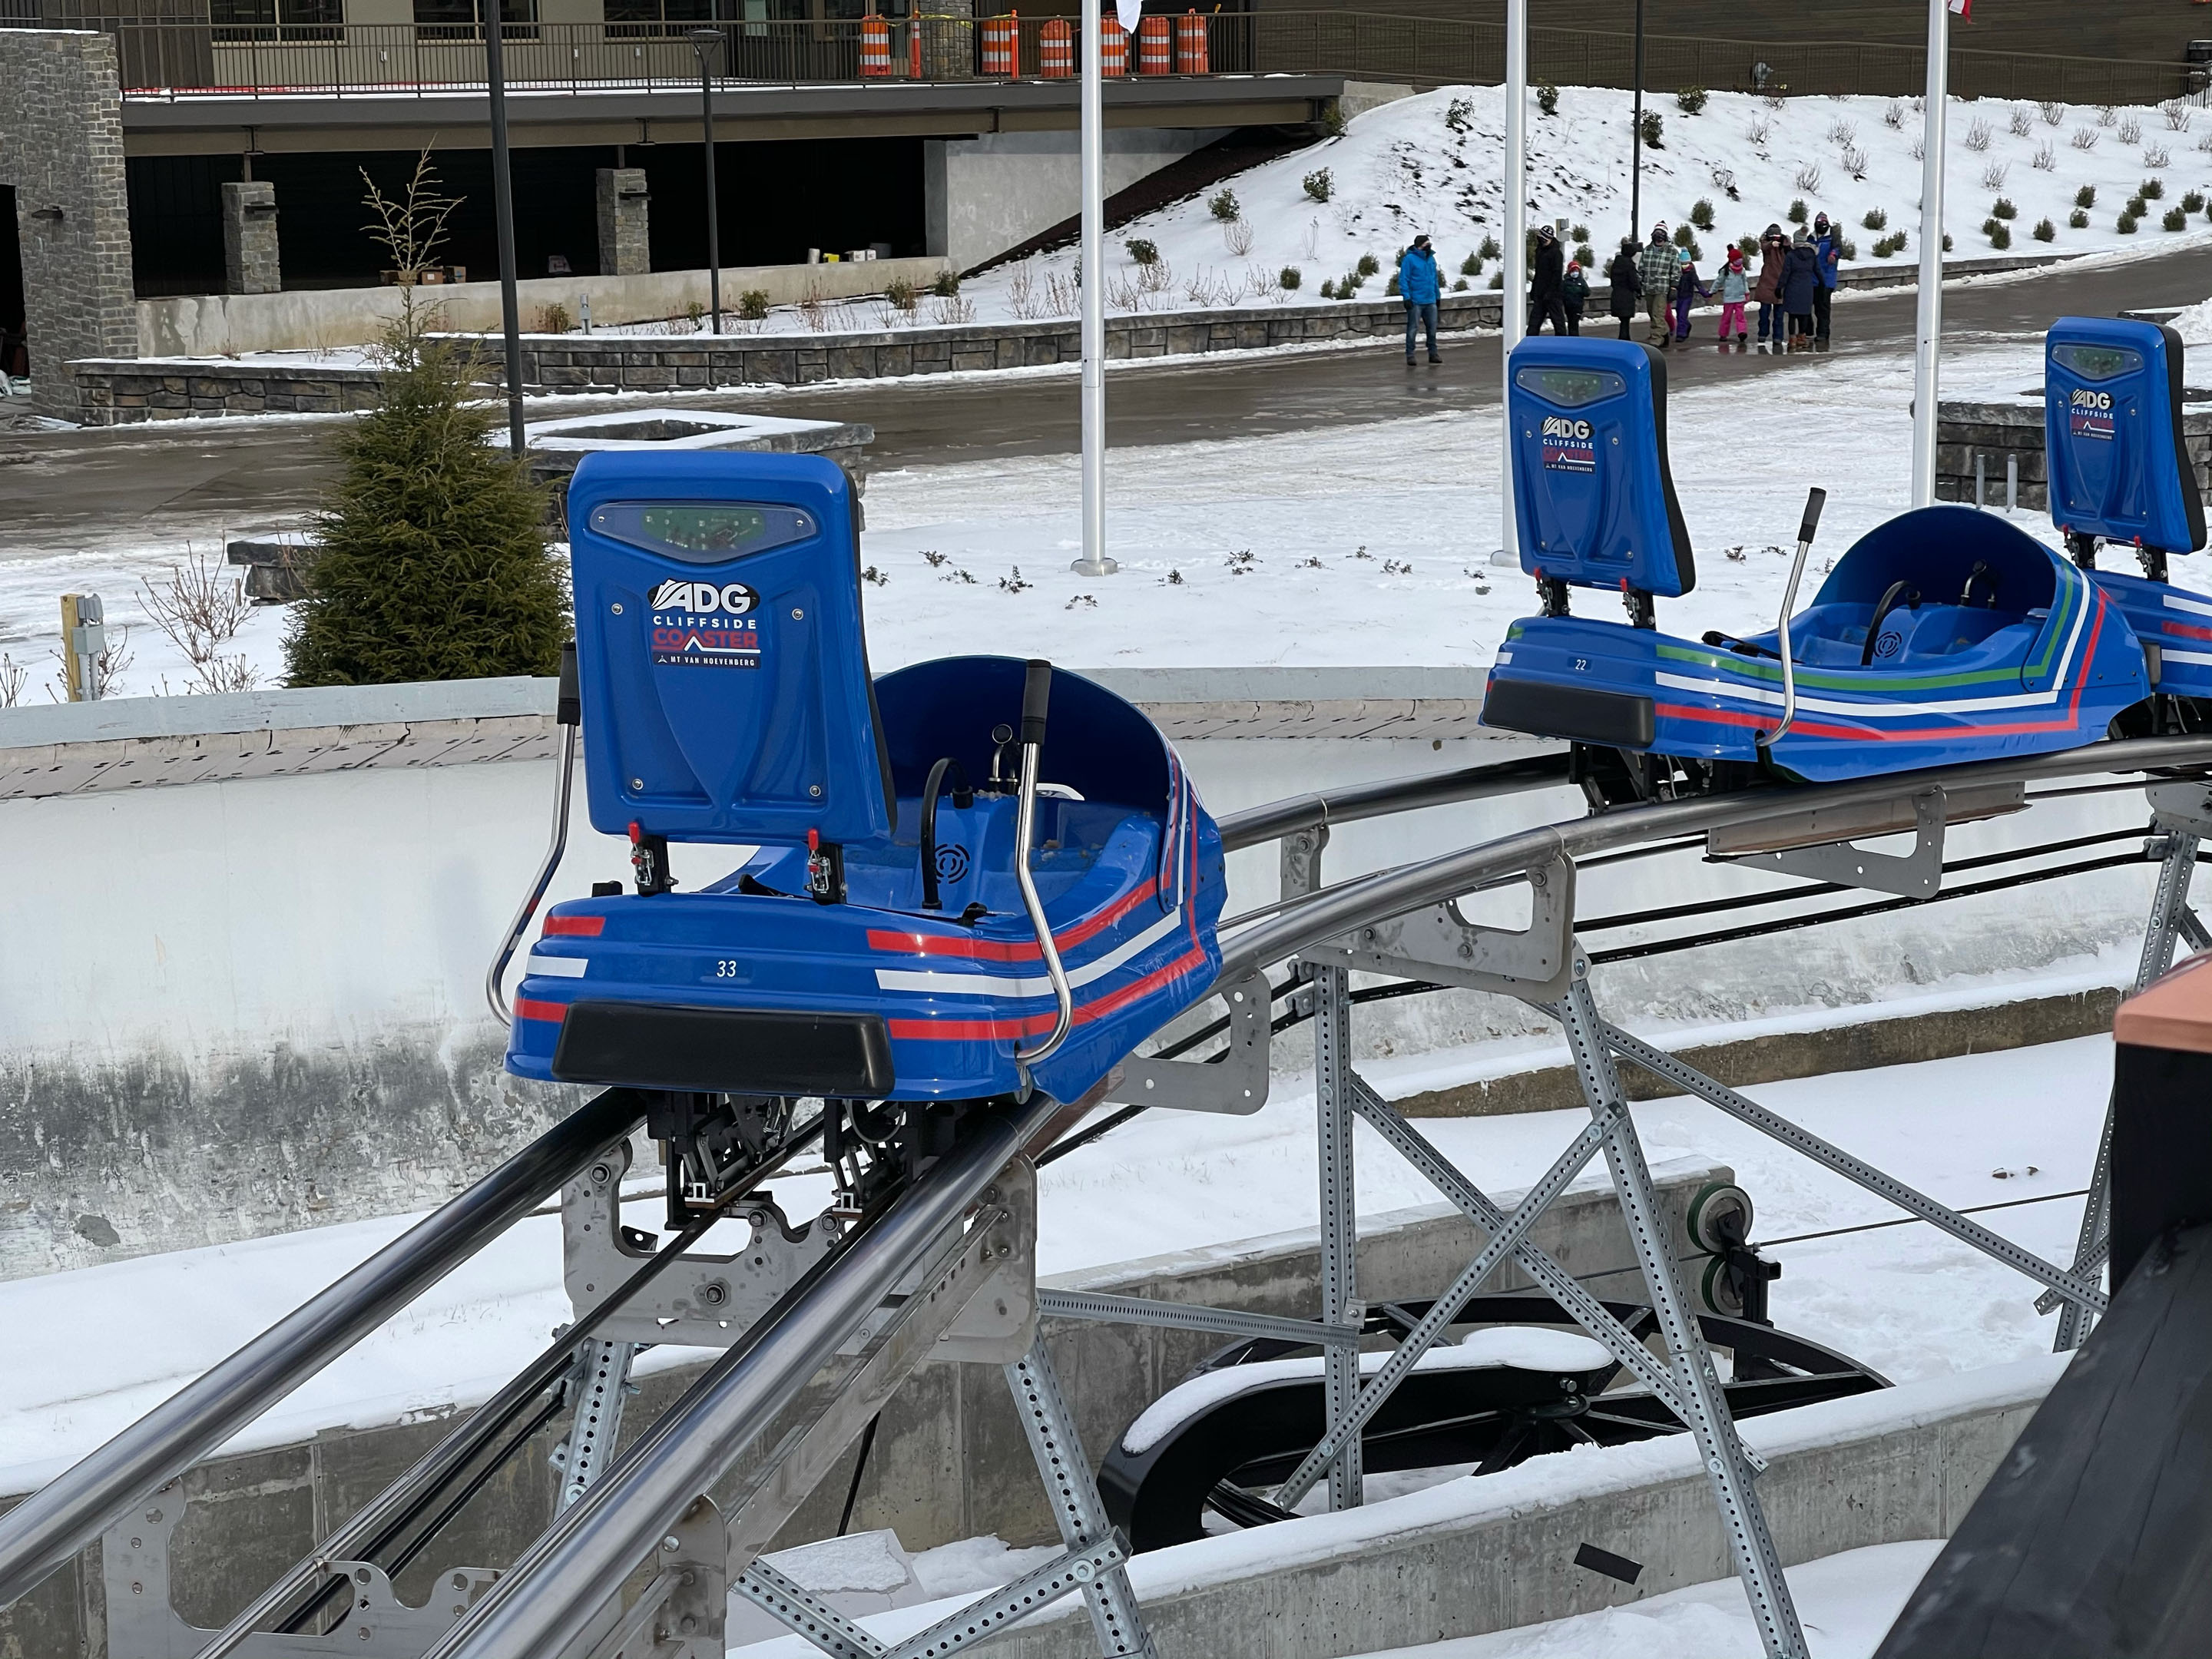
1910 0 1953 507
687 27 724 335
1070 0 1114 577
1628 0 1645 244
483 0 525 456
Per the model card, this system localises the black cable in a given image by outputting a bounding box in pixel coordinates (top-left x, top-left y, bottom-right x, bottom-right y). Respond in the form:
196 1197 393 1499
838 1415 881 1536
1753 1187 2091 1250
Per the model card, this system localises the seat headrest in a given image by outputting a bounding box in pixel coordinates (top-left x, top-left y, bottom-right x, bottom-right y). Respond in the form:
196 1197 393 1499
566 449 896 848
1508 336 1695 598
2045 315 2207 557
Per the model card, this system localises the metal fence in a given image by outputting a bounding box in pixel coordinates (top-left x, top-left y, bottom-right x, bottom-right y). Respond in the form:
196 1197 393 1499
50 9 2200 106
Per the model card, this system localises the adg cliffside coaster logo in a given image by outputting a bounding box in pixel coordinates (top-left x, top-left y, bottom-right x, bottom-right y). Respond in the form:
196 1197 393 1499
650 579 763 669
2068 386 2116 442
1540 415 1596 473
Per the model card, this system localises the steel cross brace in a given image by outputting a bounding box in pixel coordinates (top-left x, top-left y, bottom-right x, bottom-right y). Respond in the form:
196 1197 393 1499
1005 1339 1158 1658
1311 960 1364 1511
1035 1289 1363 1350
733 1535 1134 1659
1594 1022 2107 1318
1271 1102 1624 1509
554 1338 637 1511
1343 1074 1727 1454
2049 820 2200 1348
1555 974 1808 1659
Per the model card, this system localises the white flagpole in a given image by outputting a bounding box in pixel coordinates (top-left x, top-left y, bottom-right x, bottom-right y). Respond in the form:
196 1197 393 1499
1501 0 1527 561
1071 0 1116 576
1911 0 1952 507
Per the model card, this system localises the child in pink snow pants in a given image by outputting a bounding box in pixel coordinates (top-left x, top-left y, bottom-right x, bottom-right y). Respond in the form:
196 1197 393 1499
1714 245 1750 346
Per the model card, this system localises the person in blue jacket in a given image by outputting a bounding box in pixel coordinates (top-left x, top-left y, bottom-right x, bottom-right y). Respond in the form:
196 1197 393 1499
1811 212 1841 350
1398 233 1442 366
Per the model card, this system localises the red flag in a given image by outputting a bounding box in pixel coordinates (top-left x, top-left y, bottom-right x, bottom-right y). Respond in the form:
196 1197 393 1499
1948 0 1971 17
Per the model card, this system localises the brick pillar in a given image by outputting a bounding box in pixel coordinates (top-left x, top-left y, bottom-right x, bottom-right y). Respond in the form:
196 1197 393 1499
594 167 650 276
221 179 280 294
0 30 139 422
920 0 974 81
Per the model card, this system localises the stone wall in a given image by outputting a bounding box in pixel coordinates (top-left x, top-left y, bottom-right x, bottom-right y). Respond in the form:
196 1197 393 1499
1936 394 2212 512
68 292 1505 423
0 28 137 421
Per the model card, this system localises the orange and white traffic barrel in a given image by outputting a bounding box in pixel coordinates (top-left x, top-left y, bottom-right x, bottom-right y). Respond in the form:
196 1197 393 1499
909 18 922 75
1098 8 1127 75
1040 16 1072 76
981 11 1016 77
860 12 892 76
1174 8 1207 72
1137 13 1171 73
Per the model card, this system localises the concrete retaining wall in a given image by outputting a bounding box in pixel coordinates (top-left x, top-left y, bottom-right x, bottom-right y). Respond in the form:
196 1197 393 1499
132 257 955 360
959 1356 2064 1659
0 1165 1726 1659
1937 392 2212 512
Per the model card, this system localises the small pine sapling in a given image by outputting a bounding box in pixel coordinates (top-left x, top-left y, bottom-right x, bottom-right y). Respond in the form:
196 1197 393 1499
1302 167 1333 203
1535 83 1558 117
1689 197 1715 229
2076 184 2098 207
1638 110 1664 150
1988 222 2012 250
2069 207 2091 229
2165 205 2189 230
1460 252 1482 276
2118 209 2139 233
1676 86 1707 115
1208 188 1240 223
1786 198 1809 225
1862 207 1888 230
2033 217 2056 241
1992 197 2018 220
1280 266 1302 290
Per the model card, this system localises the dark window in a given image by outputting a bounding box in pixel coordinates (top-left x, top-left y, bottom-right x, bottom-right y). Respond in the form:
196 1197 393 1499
605 0 711 38
412 0 538 41
210 0 342 41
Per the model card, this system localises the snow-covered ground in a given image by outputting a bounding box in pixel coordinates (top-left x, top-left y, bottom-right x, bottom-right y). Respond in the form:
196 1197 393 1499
8 322 2197 698
0 1014 2114 1494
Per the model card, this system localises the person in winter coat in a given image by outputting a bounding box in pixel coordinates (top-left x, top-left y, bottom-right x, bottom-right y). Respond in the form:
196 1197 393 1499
1637 225 1680 348
1714 244 1751 348
1782 228 1821 349
1605 237 1642 340
1671 250 1711 341
1398 233 1442 365
1751 224 1788 348
1811 212 1841 349
1528 224 1568 336
1561 260 1589 335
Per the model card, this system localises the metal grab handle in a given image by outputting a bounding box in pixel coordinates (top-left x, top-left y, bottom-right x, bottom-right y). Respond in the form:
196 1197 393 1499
487 641 581 1028
1761 488 1826 753
1012 661 1075 1068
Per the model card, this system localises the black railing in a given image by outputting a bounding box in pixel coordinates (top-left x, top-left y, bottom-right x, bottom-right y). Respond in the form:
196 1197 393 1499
49 12 2199 106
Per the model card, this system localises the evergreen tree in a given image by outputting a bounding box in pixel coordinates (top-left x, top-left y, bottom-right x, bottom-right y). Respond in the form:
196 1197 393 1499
284 156 568 687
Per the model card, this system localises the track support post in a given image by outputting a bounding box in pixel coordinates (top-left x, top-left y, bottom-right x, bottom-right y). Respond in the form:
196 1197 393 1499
1003 1340 1157 1658
2053 820 2200 1349
1555 962 1810 1659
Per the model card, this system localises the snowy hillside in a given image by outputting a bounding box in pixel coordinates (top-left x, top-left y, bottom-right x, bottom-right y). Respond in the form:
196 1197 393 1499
954 82 2212 322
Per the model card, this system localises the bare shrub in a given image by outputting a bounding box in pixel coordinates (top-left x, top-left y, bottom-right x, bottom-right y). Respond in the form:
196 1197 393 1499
2008 104 2034 137
1883 100 1905 130
48 625 132 703
2145 143 2172 168
2033 143 2057 171
1840 144 1867 176
1135 258 1176 296
2164 98 2194 132
930 293 976 326
2097 104 2118 127
1005 261 1037 320
1045 270 1079 314
139 549 256 695
1981 161 2010 190
359 150 461 366
1793 160 1823 192
1964 118 1992 152
0 654 27 708
1106 273 1143 311
2072 127 2101 151
2039 99 2065 126
1748 114 1772 145
1825 117 1857 145
2121 114 2143 144
1224 218 1255 257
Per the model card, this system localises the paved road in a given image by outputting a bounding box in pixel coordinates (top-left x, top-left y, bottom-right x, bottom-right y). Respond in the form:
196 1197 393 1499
5 244 2210 557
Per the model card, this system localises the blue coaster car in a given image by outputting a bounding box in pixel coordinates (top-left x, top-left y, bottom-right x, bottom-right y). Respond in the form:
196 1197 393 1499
1479 338 2149 801
2045 315 2212 731
502 451 1224 1120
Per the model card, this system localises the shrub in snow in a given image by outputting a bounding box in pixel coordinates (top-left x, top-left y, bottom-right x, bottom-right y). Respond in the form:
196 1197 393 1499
1460 252 1481 276
737 289 771 320
288 343 562 687
1677 86 1707 115
2142 176 2165 200
1571 222 1591 241
2040 99 2065 126
1825 117 1856 145
2200 131 2212 154
2009 105 2035 137
1836 236 1856 260
2098 104 2118 127
1223 219 1254 256
2118 210 2139 233
1639 111 1664 149
1987 222 2012 250
2070 207 2091 228
1385 272 1399 297
1786 197 1810 225
1794 161 1823 192
1208 188 1240 223
1318 278 1336 299
1981 162 2009 190
1992 197 2018 220
1690 197 1715 229
2165 205 2190 231
1452 277 1469 292
1672 223 1695 248
1843 144 1869 175
2164 98 2193 132
2033 143 2057 171
2145 144 2172 169
1857 203 1885 228
2034 217 2056 241
1911 138 1926 161
2072 127 2100 151
2121 115 2144 144
2076 184 2098 208
1356 251 1379 276
1748 114 1773 145
1447 96 1476 131
1126 237 1159 266
1280 266 1301 290
1535 83 1558 116
1965 118 1992 152
1302 167 1333 204
1942 233 1953 251
1574 243 1594 268
1479 234 1501 259
1883 99 1906 129
2185 190 2207 213
1488 272 1504 290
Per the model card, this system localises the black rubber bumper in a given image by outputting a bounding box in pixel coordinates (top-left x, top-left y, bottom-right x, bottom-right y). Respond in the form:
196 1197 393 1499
1483 675 1656 748
552 1002 896 1095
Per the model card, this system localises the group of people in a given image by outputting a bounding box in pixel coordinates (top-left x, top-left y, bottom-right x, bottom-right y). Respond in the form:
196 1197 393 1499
1598 217 1841 352
1390 210 1843 365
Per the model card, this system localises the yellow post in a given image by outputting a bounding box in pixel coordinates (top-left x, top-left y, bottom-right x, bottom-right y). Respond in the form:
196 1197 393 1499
59 594 82 702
